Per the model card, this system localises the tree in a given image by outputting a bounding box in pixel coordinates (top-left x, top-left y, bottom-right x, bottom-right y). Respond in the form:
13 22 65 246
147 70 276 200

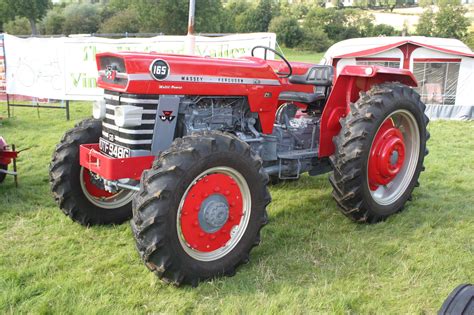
269 16 304 48
369 23 398 36
41 6 65 35
62 3 102 35
4 17 31 35
99 8 140 34
434 3 469 39
134 0 225 34
304 8 375 43
466 32 474 50
416 8 435 36
301 27 332 52
0 0 50 35
416 3 469 39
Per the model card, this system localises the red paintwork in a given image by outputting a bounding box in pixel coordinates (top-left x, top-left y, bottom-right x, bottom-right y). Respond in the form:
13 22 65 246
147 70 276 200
413 58 462 63
89 52 418 181
356 57 401 62
79 144 154 180
368 120 406 190
179 173 243 252
82 169 114 198
0 137 18 166
318 65 417 157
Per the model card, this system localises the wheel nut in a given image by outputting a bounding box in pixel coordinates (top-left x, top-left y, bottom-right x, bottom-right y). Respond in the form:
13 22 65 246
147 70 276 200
214 186 220 192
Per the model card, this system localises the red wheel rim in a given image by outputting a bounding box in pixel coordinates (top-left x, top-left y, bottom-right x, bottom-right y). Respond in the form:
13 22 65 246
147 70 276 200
368 119 406 191
179 173 244 252
79 167 135 209
82 169 114 198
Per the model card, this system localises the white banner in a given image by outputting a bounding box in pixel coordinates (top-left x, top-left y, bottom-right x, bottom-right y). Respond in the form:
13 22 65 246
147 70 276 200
4 33 276 100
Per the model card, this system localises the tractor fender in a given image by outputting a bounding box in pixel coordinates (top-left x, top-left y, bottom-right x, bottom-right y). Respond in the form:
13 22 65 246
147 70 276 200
318 65 418 157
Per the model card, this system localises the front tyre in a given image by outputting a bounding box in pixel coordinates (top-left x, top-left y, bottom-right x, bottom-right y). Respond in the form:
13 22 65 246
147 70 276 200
49 118 134 226
131 131 270 286
330 83 429 223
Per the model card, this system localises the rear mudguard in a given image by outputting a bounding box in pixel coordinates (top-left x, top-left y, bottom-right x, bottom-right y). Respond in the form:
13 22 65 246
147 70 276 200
318 65 418 157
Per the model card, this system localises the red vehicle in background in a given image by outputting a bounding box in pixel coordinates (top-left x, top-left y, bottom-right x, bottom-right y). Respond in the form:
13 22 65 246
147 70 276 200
0 136 19 185
50 46 429 286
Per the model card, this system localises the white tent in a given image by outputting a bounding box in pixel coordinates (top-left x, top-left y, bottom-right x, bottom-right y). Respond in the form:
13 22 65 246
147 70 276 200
321 37 474 120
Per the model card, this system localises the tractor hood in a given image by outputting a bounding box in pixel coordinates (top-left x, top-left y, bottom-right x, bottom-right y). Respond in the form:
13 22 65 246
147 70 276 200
96 52 288 95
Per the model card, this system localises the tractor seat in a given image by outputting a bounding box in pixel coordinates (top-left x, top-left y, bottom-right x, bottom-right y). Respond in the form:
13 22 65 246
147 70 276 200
279 91 326 104
288 65 334 86
279 65 334 105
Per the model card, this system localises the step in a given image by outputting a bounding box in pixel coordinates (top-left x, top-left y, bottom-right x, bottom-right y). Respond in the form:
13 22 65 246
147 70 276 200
277 148 318 160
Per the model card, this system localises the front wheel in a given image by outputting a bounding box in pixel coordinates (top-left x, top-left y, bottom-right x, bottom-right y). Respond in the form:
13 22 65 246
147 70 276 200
131 131 270 286
330 83 429 223
49 118 134 226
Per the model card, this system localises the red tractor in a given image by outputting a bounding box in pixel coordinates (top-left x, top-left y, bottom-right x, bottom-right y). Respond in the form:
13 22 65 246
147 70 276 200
0 136 19 185
50 46 429 286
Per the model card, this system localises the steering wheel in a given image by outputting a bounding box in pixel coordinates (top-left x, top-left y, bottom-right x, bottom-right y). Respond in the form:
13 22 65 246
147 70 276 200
251 46 293 78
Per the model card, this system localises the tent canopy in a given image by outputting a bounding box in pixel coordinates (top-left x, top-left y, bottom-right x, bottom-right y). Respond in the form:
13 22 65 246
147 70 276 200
321 36 474 65
321 37 474 120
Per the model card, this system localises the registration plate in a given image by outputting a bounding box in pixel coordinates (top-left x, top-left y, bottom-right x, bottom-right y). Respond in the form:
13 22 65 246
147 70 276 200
99 137 131 158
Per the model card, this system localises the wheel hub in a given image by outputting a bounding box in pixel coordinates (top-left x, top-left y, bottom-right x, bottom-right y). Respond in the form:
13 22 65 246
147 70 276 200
179 173 244 252
198 194 229 233
368 120 406 190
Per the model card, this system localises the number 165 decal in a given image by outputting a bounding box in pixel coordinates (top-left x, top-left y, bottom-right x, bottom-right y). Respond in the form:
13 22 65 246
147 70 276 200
150 59 170 81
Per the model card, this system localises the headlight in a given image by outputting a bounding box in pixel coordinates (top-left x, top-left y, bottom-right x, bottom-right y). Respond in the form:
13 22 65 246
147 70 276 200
114 105 143 127
92 99 106 120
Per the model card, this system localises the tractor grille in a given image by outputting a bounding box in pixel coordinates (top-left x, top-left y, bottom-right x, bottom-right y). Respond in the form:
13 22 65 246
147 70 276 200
102 91 159 151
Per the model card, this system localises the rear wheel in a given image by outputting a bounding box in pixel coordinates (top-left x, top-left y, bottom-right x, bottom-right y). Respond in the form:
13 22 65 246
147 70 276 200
330 83 429 223
131 131 270 286
49 118 134 226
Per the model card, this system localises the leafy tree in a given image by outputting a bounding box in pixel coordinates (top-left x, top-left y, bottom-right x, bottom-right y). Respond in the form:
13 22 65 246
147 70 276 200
268 16 304 48
222 0 253 33
62 3 102 35
416 8 435 36
369 23 398 36
134 0 225 34
301 27 332 52
99 8 140 34
108 0 133 12
4 16 31 35
416 3 469 39
252 0 276 32
466 32 474 50
434 3 469 39
0 0 50 35
304 8 375 43
41 6 65 35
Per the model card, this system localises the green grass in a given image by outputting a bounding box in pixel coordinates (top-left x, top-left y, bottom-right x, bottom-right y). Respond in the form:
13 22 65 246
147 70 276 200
1 102 473 314
281 47 325 63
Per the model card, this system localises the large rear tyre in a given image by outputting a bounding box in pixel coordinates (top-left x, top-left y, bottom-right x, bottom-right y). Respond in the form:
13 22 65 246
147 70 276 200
49 118 134 226
330 83 429 223
131 131 270 286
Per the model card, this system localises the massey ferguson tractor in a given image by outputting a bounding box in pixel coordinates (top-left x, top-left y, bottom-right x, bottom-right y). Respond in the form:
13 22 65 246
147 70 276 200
50 46 429 286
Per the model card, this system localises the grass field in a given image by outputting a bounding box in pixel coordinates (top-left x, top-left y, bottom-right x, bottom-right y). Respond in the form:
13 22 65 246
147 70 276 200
1 100 473 314
281 48 325 63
